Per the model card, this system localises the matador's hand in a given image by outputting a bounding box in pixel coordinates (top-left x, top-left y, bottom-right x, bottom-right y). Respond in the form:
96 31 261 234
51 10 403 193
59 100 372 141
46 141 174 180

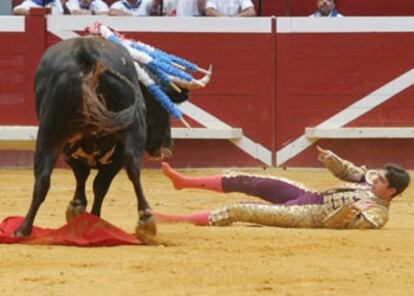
351 199 374 211
317 146 334 162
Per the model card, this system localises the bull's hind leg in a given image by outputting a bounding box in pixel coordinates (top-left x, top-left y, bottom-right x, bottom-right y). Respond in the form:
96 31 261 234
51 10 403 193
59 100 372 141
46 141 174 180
14 131 61 236
65 158 90 221
123 130 157 244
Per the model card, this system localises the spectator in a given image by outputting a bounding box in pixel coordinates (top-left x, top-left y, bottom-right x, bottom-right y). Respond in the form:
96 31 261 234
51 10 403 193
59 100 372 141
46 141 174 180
13 0 64 15
205 0 256 17
65 0 109 15
154 0 205 16
109 0 156 16
310 0 343 17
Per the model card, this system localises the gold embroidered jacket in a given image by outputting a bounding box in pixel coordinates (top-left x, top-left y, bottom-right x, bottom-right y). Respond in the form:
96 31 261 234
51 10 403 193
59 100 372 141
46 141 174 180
209 152 389 229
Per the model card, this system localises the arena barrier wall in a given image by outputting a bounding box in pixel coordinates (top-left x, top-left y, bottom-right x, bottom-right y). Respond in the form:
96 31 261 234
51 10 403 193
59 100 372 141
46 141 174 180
275 17 414 168
1 14 414 168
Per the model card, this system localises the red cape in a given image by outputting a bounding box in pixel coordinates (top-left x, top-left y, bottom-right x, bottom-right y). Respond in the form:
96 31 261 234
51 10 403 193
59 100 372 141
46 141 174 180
0 214 142 246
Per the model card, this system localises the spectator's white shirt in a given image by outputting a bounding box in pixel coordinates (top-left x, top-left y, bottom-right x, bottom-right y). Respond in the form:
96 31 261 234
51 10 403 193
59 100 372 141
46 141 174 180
66 0 109 14
110 0 153 16
206 0 254 16
163 0 201 16
14 0 64 15
310 10 343 17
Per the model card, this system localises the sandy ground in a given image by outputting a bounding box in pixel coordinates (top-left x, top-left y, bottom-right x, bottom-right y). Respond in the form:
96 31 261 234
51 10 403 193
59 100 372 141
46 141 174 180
0 167 413 296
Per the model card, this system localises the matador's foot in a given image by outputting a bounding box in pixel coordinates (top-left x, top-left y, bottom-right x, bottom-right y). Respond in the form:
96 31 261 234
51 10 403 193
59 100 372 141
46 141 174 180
161 162 185 190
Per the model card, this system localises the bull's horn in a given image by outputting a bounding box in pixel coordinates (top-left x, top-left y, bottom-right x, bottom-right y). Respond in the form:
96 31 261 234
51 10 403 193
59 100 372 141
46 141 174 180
192 79 206 88
170 64 213 90
170 77 202 90
197 64 213 86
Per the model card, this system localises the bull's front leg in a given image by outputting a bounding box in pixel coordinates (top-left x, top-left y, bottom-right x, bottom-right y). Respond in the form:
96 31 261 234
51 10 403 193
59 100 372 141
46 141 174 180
15 133 60 236
125 155 157 243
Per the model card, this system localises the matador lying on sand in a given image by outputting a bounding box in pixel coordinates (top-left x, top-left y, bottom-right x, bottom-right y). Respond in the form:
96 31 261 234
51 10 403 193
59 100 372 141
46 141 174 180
155 147 410 229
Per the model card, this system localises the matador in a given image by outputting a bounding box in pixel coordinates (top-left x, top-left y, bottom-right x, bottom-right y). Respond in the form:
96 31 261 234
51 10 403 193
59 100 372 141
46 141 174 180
155 147 410 229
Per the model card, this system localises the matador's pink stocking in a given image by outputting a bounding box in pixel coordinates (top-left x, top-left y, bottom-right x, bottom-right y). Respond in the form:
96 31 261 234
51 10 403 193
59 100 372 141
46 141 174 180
162 162 223 192
154 211 210 226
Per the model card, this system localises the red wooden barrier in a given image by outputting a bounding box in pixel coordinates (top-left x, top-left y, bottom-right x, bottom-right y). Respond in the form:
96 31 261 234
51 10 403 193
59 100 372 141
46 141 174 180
0 15 276 168
0 10 47 125
275 18 414 167
2 15 414 168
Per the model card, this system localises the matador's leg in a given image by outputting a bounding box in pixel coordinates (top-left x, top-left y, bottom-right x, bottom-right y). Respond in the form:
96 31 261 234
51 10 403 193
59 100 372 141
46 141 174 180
222 173 315 204
209 203 322 228
154 210 210 226
154 202 323 228
162 162 315 204
162 162 223 192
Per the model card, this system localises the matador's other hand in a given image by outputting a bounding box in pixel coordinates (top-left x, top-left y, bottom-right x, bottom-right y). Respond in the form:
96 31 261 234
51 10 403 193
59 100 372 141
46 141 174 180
351 199 375 212
317 146 334 162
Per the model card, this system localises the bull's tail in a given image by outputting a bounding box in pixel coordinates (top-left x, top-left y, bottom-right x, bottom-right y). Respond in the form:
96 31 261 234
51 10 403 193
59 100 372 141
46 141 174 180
80 62 144 134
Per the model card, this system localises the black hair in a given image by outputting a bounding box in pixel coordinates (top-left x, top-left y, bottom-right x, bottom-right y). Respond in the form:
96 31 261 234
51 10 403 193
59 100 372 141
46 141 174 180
384 163 411 197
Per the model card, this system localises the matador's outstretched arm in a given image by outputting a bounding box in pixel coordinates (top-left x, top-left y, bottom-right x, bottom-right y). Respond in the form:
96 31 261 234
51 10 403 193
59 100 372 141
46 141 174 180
317 146 367 183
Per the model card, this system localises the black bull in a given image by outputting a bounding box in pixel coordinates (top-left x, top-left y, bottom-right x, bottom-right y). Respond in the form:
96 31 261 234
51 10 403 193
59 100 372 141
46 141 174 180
15 37 188 240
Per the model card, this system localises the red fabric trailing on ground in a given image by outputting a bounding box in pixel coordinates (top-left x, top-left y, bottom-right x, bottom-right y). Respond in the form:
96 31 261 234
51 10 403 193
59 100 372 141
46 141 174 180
0 214 142 246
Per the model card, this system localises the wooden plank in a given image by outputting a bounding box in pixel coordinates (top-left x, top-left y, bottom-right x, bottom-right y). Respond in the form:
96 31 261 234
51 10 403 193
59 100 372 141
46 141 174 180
0 126 243 150
171 128 243 139
306 127 414 139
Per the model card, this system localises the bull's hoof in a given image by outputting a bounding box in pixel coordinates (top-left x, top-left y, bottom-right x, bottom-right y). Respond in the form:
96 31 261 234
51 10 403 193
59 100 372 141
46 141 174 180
135 226 158 246
14 230 26 237
135 210 158 245
13 230 25 237
66 199 86 222
13 226 31 237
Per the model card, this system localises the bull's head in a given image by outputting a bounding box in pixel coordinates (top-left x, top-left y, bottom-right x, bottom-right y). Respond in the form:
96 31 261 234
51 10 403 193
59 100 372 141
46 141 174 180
141 66 212 160
142 84 187 160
